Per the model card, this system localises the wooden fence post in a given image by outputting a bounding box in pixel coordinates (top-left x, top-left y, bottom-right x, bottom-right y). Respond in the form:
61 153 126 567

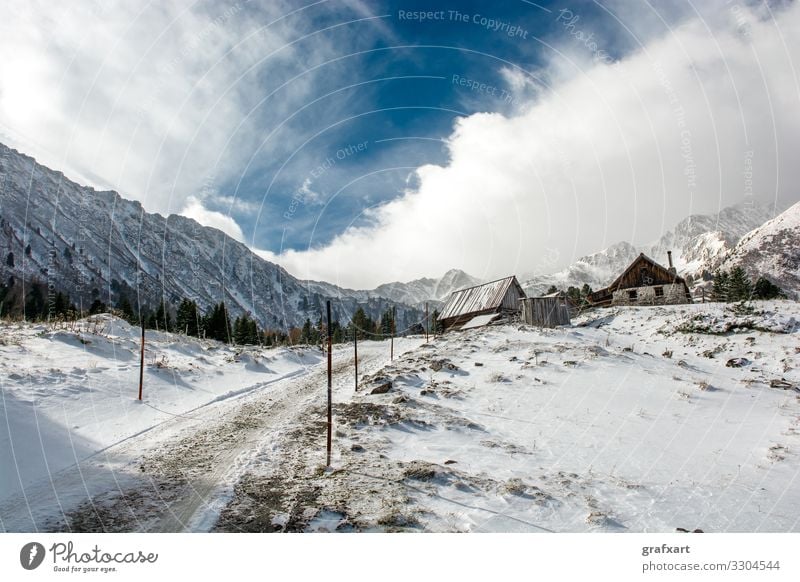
425 302 429 342
353 324 358 391
138 319 145 401
326 301 332 467
390 306 395 361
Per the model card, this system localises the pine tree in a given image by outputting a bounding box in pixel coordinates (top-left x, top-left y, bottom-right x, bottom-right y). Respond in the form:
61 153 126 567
753 277 783 300
24 285 45 320
379 310 393 337
727 267 752 302
151 300 172 332
301 318 313 344
350 306 374 340
54 292 71 317
546 285 559 294
116 295 136 323
176 298 200 336
6 252 14 268
247 318 260 345
232 314 259 345
206 302 232 343
331 320 343 344
88 299 107 315
712 270 729 302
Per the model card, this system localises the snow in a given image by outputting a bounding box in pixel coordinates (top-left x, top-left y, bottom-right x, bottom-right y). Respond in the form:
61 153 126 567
2 302 799 533
0 315 321 514
460 313 502 330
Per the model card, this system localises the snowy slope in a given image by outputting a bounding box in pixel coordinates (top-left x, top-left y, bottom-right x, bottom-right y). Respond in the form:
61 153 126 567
0 314 321 503
718 202 800 298
2 303 798 532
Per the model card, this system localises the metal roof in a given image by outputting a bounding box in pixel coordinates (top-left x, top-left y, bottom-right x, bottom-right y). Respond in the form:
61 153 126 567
438 276 524 321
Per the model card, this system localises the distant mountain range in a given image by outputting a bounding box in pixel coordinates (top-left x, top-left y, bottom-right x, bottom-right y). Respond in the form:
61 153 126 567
520 201 797 297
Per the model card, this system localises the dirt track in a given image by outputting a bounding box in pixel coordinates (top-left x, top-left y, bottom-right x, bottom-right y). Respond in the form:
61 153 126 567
45 345 403 532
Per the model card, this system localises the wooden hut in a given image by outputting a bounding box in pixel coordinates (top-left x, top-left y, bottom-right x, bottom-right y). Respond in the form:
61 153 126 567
588 252 692 307
520 292 571 327
437 276 526 331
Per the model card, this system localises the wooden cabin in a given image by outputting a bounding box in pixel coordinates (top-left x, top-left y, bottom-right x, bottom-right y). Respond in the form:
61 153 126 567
520 293 571 327
437 276 526 331
588 252 692 307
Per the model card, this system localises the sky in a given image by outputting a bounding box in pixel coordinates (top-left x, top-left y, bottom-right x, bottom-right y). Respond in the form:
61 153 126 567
1 0 799 289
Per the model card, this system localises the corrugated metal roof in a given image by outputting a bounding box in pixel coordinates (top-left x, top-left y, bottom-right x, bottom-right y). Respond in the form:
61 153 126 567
438 276 523 321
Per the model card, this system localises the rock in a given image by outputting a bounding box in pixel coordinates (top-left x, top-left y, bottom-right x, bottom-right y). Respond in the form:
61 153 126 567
351 444 365 452
769 379 794 390
444 459 457 465
430 359 459 372
726 357 750 368
474 362 484 367
370 381 392 395
403 461 437 481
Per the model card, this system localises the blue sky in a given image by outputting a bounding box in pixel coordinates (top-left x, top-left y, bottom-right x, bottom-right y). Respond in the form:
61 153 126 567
2 0 799 287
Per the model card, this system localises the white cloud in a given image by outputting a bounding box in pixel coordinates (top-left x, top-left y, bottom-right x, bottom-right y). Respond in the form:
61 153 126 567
0 0 309 214
180 195 244 242
264 1 800 288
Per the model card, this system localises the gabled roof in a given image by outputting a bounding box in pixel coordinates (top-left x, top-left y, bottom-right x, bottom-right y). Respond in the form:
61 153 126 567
606 253 684 290
438 276 525 321
591 253 688 302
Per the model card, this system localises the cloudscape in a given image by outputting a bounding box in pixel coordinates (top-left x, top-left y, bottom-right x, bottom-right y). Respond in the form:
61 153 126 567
2 0 797 288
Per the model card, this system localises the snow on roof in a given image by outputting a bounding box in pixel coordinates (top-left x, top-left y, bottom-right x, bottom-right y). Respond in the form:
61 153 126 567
438 276 523 321
460 313 502 330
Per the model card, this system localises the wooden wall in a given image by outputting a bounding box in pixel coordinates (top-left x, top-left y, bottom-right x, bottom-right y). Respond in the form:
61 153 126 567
520 297 571 328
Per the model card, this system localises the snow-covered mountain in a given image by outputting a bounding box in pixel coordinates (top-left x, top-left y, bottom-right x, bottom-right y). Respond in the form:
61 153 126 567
718 201 800 298
0 142 424 329
294 268 480 313
648 203 776 279
522 203 780 296
522 241 641 296
370 269 482 308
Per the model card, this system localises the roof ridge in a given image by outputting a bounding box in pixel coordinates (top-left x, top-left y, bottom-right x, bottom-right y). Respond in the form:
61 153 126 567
451 275 516 294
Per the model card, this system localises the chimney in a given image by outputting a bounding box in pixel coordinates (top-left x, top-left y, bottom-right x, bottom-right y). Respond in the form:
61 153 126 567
667 251 677 276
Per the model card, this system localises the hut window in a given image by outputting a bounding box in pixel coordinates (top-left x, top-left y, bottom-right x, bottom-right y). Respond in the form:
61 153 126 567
654 286 664 297
628 289 638 300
